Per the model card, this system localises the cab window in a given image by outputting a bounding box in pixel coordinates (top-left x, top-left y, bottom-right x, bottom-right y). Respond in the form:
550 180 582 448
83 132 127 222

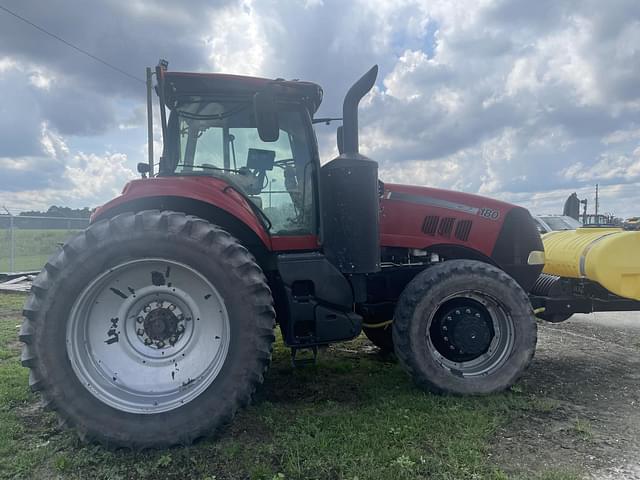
172 102 315 236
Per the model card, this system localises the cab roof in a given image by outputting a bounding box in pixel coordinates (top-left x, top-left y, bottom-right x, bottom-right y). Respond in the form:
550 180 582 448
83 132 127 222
162 71 324 114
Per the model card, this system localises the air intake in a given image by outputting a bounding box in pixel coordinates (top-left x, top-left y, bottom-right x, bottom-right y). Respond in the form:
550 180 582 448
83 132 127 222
438 217 455 237
454 220 473 241
422 215 439 235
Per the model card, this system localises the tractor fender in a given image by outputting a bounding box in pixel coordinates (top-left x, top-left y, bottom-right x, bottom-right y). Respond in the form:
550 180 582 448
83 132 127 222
91 178 272 254
425 243 498 266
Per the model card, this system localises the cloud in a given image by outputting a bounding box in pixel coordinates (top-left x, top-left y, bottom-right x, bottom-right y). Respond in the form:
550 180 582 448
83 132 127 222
0 123 135 210
355 0 640 216
0 0 639 220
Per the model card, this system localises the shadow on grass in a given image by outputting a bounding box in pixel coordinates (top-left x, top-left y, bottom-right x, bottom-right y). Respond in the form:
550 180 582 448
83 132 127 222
0 293 580 480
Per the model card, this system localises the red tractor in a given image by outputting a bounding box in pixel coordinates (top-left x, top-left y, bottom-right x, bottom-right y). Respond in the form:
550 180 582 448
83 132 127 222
20 62 544 448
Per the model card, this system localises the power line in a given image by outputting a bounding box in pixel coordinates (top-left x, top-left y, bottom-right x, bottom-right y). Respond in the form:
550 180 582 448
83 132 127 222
0 3 145 84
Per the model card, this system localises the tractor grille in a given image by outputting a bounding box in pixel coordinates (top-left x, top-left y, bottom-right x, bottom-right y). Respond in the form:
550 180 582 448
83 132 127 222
421 216 473 241
421 215 439 235
437 217 455 237
454 220 473 241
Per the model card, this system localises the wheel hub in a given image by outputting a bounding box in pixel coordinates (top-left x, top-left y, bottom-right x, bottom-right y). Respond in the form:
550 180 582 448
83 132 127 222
430 300 495 363
136 301 187 349
447 309 492 356
426 290 516 378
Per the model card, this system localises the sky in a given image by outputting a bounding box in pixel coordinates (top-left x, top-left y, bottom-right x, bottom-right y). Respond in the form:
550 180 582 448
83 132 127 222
0 0 639 217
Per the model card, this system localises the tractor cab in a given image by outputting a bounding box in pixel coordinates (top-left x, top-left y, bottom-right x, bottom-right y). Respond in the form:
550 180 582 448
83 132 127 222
157 71 323 236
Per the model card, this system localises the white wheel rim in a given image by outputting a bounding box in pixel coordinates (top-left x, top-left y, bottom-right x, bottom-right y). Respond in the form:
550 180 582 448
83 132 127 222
66 258 230 414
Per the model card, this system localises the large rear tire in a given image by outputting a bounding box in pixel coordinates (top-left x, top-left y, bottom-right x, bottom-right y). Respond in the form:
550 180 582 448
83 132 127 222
392 260 537 395
20 211 275 448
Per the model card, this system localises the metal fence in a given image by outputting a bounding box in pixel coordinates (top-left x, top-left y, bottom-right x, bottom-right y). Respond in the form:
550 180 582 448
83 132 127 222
0 215 90 274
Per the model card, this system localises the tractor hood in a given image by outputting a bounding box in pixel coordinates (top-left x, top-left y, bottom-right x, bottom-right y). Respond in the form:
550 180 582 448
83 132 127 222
379 182 544 291
379 182 517 255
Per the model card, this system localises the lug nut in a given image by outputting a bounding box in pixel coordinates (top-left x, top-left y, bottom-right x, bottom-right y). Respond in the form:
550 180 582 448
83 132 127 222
177 325 185 334
465 308 471 314
144 338 152 346
143 305 151 313
156 340 165 348
442 326 448 331
455 310 460 315
475 313 481 318
136 316 144 323
168 304 176 311
449 345 455 350
136 328 144 336
443 336 449 342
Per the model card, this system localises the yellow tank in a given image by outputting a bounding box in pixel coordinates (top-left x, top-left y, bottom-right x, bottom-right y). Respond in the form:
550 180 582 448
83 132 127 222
541 228 640 300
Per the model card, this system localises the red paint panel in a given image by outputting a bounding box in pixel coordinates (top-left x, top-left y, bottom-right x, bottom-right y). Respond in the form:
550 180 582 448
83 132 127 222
92 178 517 258
271 235 319 251
92 177 272 249
379 183 515 256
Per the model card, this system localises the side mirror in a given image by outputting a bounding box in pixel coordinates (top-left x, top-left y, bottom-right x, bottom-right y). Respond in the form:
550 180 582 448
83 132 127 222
137 162 150 178
253 91 280 142
336 125 344 155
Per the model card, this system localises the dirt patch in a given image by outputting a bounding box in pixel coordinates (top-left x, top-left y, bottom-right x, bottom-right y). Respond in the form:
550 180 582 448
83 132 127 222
493 312 640 479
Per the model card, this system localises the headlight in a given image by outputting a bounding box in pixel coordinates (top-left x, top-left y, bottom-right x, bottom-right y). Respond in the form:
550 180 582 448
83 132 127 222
527 250 545 265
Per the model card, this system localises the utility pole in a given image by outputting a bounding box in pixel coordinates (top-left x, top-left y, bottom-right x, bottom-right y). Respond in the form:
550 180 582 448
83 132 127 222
146 67 154 176
2 206 14 273
595 184 599 220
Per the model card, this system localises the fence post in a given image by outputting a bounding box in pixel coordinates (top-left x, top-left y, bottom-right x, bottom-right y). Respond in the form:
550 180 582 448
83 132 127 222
9 213 15 273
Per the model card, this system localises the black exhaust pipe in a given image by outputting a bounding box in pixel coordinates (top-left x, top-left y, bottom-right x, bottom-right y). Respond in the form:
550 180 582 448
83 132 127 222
341 65 378 154
321 65 380 279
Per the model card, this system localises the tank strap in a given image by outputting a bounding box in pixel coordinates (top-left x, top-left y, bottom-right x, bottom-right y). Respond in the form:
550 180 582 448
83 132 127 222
578 232 619 277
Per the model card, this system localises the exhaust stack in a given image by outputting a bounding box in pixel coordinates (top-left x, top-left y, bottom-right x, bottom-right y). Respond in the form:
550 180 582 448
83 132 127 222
321 65 380 278
341 65 378 154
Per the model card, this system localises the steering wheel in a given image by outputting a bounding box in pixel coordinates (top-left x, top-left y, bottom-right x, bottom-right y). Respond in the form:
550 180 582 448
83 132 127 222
273 158 295 169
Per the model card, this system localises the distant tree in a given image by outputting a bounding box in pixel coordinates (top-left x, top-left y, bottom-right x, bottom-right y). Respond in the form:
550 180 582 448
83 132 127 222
19 206 93 218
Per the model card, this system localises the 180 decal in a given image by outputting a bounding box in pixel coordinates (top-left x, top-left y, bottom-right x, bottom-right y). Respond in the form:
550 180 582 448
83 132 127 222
478 207 500 220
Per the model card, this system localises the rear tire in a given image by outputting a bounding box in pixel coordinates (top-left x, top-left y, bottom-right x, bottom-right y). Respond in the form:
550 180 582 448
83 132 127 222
392 260 537 395
20 210 275 448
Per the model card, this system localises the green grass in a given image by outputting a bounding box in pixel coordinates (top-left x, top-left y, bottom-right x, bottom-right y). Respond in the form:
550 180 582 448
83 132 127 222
0 293 582 480
572 418 593 441
0 229 80 272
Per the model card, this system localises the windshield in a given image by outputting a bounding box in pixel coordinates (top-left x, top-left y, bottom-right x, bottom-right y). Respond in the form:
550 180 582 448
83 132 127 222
539 216 582 231
164 101 315 235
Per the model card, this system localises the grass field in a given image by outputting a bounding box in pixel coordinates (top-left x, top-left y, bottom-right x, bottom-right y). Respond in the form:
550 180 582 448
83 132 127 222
0 229 80 273
0 293 582 480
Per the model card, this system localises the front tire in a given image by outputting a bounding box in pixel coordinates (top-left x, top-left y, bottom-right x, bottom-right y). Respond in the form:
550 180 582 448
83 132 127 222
20 211 275 448
392 260 537 395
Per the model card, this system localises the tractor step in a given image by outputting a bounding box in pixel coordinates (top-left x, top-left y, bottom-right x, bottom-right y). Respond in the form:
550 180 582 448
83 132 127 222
290 346 318 367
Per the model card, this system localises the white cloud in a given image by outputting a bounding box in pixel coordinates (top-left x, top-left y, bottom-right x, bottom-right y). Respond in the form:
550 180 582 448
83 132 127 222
561 148 640 183
0 124 134 211
0 56 17 74
28 70 53 90
1 0 640 220
204 0 270 75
